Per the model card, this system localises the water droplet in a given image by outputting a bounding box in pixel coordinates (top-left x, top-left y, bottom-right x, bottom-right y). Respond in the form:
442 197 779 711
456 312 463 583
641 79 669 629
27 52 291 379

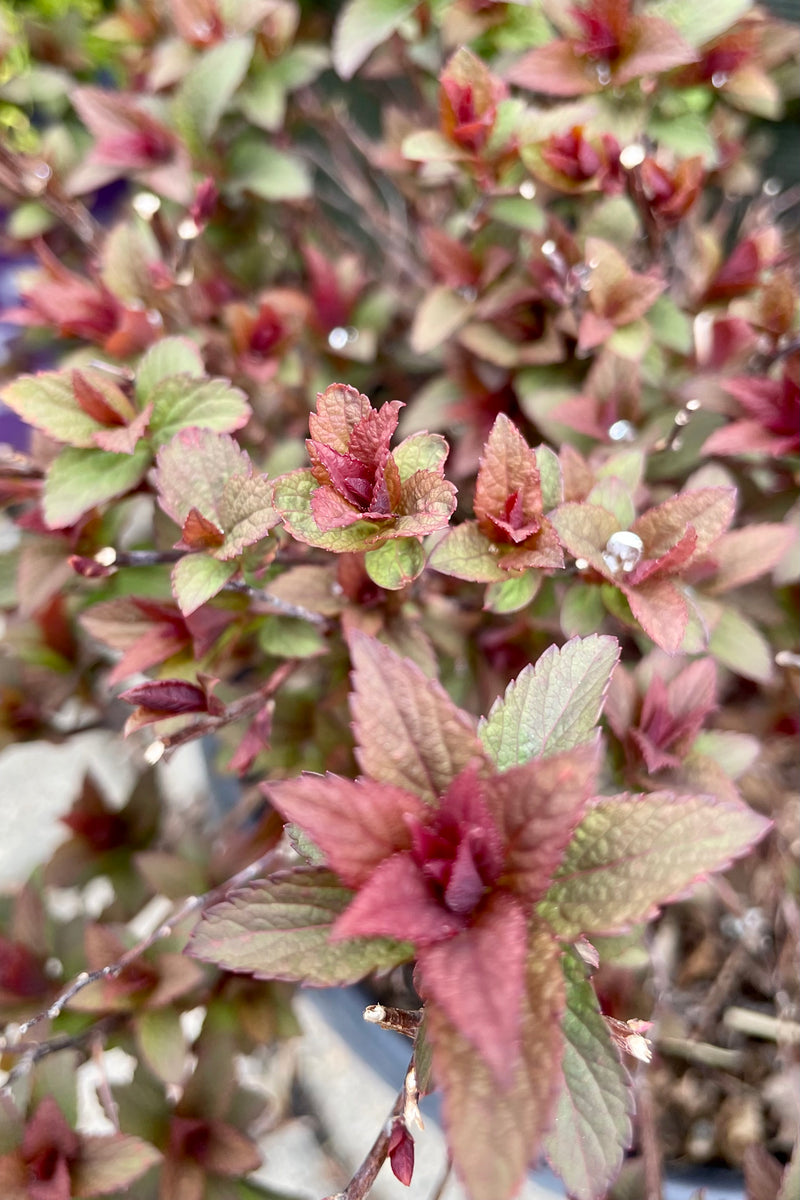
94 546 117 567
596 63 611 86
518 180 536 199
575 557 589 571
711 71 729 88
762 177 781 197
176 265 195 286
541 239 557 257
608 419 635 442
457 285 478 301
346 326 360 343
671 436 683 452
146 308 163 327
602 530 644 575
132 191 161 220
328 326 349 351
75 972 89 984
45 957 63 978
33 161 51 180
177 216 200 241
619 144 645 170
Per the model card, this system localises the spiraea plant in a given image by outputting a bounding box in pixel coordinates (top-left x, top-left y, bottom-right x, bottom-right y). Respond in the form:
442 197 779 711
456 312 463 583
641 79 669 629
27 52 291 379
0 1 797 1199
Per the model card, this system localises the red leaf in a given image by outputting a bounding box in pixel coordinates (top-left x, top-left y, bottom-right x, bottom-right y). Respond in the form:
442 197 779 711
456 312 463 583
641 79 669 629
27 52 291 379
488 741 600 903
331 853 465 945
181 507 226 551
388 1121 415 1187
72 370 128 426
623 578 688 653
119 679 212 715
266 774 427 889
416 892 528 1085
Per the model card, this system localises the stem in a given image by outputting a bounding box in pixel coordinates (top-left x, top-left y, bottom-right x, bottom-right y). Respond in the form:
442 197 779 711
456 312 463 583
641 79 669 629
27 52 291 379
0 142 103 251
323 1073 409 1200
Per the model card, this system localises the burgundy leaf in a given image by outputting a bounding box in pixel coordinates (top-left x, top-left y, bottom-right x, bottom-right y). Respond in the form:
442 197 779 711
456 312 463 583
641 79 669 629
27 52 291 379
416 891 528 1085
119 679 212 715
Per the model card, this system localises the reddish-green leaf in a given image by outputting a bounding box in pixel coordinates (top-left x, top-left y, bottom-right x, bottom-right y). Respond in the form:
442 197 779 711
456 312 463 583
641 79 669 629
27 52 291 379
347 629 485 802
187 867 413 985
479 636 619 769
274 470 390 551
544 952 633 1200
705 524 795 594
538 792 771 940
550 503 619 573
624 577 688 654
71 1134 161 1196
426 919 565 1200
1 370 111 448
632 488 736 562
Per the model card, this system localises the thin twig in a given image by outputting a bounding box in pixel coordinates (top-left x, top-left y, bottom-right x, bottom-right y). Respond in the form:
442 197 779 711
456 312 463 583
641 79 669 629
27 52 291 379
0 845 283 1079
91 1032 121 1130
322 1069 411 1200
363 1004 422 1040
0 141 103 252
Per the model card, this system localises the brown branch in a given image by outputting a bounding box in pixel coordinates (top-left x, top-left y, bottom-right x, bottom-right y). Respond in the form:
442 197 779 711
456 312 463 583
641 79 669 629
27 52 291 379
363 1004 422 1040
0 141 103 253
322 1065 415 1200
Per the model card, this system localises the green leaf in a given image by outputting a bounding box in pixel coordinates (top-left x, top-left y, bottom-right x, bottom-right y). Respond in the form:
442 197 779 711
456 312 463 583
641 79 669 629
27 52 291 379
426 920 565 1200
536 445 563 511
647 112 718 166
136 1008 186 1086
544 952 632 1200
171 553 237 616
257 615 326 658
187 867 412 985
392 432 450 481
707 603 773 684
538 792 771 940
331 0 417 80
364 537 425 590
428 522 508 582
560 583 606 638
646 294 694 353
409 285 473 355
650 0 751 47
238 45 329 131
484 572 541 614
479 635 620 769
273 470 390 552
135 338 204 402
149 377 251 445
348 628 485 803
227 139 312 201
401 129 467 162
44 443 151 529
173 36 253 147
71 1134 161 1196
